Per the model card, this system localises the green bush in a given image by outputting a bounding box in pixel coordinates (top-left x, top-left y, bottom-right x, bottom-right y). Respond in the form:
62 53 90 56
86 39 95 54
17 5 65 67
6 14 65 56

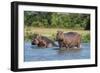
24 11 90 30
82 33 90 43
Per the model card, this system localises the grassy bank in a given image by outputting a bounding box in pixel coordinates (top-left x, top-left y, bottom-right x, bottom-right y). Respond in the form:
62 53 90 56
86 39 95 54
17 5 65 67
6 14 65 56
24 26 90 43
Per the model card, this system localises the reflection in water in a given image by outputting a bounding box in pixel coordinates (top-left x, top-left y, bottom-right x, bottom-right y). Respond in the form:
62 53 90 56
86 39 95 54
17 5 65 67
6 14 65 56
58 48 81 54
24 41 90 62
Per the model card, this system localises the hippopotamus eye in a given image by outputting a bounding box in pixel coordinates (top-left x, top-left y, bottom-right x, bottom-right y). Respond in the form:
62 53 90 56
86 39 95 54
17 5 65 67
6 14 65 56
56 33 57 35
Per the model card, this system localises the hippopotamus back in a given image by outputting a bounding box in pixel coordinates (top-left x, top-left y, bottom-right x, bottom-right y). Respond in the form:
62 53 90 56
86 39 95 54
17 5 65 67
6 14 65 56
64 32 81 47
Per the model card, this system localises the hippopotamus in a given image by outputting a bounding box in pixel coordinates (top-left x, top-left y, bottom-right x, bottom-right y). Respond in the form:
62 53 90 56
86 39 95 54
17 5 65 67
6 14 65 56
56 31 81 49
31 34 58 48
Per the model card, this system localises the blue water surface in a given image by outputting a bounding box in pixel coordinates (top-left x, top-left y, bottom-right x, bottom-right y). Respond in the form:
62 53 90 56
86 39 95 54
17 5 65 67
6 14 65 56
24 41 90 62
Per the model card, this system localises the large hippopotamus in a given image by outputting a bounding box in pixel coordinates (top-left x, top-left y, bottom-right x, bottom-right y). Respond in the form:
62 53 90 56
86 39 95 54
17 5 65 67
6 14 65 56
56 31 81 49
31 34 58 48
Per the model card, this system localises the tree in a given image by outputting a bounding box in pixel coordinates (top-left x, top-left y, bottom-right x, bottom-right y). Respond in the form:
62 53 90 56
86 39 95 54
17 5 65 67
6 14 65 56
24 11 90 30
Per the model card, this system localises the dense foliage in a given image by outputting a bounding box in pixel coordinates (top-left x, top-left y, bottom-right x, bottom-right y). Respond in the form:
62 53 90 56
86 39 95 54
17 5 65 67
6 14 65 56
24 11 90 30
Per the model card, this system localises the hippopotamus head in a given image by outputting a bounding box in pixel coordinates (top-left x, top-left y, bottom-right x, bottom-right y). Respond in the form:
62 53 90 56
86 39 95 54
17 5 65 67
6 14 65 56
56 31 64 41
32 38 39 45
31 34 41 45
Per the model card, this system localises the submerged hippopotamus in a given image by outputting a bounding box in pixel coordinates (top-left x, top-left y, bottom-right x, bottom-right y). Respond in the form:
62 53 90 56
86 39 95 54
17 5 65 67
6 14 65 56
56 31 81 49
31 34 58 48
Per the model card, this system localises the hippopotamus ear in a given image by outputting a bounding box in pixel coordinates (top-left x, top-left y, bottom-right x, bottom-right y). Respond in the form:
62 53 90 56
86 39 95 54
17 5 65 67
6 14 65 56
57 30 63 33
39 34 42 38
36 34 40 38
61 31 64 34
60 31 64 34
37 34 42 39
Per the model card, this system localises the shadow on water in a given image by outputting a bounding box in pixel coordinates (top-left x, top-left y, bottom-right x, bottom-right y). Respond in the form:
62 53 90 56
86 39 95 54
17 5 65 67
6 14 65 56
24 41 90 62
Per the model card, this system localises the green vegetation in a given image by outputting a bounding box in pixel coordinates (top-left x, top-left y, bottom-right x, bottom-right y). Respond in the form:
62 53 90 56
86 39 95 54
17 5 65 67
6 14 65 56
24 11 90 43
24 11 90 30
82 33 90 43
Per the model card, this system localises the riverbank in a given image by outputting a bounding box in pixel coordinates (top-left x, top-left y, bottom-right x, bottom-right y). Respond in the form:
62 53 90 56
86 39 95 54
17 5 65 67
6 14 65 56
24 27 90 43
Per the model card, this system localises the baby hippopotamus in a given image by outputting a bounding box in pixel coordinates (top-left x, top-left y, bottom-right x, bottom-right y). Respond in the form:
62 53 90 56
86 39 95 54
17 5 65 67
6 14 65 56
56 31 81 49
31 34 58 48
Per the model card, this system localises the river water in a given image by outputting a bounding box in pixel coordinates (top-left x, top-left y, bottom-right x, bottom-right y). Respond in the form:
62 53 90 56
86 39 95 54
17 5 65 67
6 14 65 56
24 42 90 62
